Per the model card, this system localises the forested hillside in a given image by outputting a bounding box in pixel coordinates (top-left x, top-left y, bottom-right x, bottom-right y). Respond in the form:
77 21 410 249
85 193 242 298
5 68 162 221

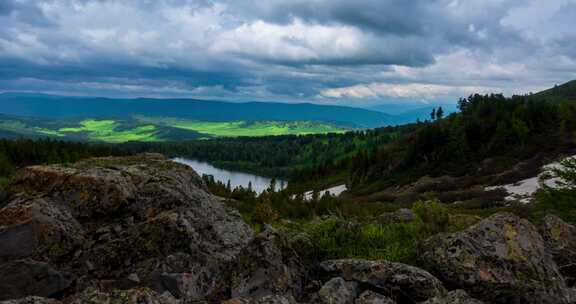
532 80 576 102
348 93 576 190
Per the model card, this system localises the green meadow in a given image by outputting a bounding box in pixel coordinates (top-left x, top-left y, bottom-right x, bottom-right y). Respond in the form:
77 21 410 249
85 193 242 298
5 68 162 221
0 116 350 143
59 119 159 143
136 117 347 137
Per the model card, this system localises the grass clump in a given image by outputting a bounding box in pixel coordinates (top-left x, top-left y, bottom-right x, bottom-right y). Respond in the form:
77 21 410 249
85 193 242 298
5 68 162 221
412 199 450 234
301 217 423 263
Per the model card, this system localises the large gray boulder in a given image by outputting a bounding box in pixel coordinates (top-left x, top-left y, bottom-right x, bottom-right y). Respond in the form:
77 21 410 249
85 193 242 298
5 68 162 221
319 259 446 303
222 295 297 304
0 297 61 304
421 290 484 304
355 291 396 304
1 154 254 302
540 214 576 286
318 277 359 304
231 225 304 300
0 288 180 304
0 195 84 263
421 212 571 304
0 260 72 301
66 288 180 304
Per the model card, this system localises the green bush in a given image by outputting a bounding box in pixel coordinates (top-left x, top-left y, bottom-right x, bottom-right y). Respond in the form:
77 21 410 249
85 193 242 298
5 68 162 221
412 200 450 234
534 189 576 224
302 218 423 264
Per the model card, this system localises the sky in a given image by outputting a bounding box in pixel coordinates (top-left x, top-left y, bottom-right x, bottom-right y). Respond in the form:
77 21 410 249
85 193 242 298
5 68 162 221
0 0 575 106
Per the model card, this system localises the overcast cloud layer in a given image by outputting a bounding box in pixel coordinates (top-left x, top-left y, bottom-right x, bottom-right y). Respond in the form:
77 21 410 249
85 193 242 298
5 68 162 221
0 0 575 105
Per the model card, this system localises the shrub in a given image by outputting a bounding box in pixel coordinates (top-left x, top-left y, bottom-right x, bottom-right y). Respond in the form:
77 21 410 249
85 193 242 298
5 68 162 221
252 196 279 224
412 199 450 234
302 218 423 264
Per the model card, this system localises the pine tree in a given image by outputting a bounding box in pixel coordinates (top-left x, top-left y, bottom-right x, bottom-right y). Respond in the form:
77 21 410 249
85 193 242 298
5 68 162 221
436 107 444 120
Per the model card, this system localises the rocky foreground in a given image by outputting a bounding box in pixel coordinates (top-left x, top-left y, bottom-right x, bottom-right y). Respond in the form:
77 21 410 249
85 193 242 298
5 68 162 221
1 154 576 303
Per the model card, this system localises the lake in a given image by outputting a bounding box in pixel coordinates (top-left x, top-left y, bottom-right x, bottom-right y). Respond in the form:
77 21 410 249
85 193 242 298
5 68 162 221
173 158 286 194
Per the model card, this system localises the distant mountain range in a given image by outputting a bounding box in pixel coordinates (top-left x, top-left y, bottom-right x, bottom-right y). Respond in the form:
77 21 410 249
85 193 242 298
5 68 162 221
0 93 394 129
1 80 575 142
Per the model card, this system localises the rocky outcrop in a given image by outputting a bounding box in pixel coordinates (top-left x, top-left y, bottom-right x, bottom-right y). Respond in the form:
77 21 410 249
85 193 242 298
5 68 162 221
0 154 253 302
5 154 576 304
354 291 396 304
0 297 61 304
0 288 180 304
0 259 72 301
222 295 297 304
318 277 359 304
540 214 576 286
421 212 571 304
231 225 305 300
0 195 84 263
421 290 484 304
319 259 446 303
66 288 180 304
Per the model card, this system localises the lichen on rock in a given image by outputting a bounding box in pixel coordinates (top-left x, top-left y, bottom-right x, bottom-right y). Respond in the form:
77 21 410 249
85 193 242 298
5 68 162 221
421 212 571 303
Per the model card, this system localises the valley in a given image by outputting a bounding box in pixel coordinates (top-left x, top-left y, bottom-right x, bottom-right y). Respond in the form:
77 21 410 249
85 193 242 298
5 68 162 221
0 115 347 142
0 93 445 142
3 2 576 302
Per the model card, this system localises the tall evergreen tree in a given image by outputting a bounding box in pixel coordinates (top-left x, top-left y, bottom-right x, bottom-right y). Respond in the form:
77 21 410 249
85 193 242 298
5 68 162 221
436 106 444 120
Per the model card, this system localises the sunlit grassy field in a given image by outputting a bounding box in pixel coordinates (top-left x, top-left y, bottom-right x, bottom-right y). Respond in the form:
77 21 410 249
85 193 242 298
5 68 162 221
137 117 346 137
0 116 350 143
59 119 159 143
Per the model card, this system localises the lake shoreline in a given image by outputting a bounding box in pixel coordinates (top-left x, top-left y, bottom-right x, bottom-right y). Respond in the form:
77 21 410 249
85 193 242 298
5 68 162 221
173 157 287 194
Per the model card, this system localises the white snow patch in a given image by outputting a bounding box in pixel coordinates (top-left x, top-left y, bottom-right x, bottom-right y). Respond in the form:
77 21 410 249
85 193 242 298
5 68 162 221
485 155 574 204
302 184 348 201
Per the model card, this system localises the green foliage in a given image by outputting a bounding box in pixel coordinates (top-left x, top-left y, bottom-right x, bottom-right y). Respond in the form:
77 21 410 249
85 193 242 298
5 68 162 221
301 218 423 263
412 200 450 234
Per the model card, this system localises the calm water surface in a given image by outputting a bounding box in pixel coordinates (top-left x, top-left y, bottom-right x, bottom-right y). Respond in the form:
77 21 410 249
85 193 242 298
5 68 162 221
173 158 286 194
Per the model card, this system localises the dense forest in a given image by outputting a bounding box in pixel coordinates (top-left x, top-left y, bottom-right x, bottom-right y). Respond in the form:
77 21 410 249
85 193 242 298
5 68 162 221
120 125 415 180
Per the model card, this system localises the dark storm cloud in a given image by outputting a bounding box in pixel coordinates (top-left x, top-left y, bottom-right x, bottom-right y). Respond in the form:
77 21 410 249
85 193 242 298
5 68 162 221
0 0 574 103
234 0 530 50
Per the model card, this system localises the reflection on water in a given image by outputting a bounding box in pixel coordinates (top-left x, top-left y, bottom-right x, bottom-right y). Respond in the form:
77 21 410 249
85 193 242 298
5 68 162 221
173 158 286 194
